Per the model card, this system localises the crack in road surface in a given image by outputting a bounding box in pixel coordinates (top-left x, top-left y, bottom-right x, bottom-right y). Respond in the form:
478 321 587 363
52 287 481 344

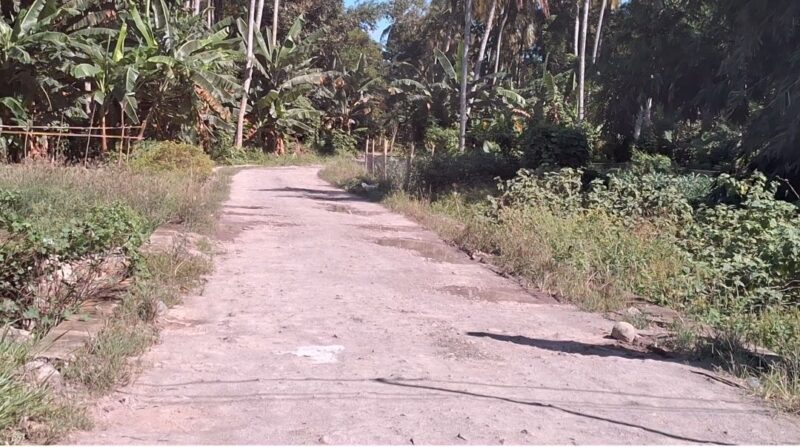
74 166 800 444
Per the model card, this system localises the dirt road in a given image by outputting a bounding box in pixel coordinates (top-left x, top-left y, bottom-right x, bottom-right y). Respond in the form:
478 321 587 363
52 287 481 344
74 166 800 444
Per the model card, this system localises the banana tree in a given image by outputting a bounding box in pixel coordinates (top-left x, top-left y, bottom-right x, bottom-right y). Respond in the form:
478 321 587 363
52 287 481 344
240 17 325 153
0 0 71 158
313 54 379 135
68 22 141 153
126 1 240 142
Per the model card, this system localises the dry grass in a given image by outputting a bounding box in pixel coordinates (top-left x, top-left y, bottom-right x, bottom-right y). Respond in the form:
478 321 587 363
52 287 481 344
0 340 90 444
0 163 229 233
382 191 685 313
63 243 212 394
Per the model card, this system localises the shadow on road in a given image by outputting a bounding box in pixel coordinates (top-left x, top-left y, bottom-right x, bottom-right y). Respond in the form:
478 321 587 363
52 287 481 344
467 331 670 360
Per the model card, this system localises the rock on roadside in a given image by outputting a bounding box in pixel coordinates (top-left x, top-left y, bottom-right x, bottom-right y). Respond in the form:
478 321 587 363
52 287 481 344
2 326 32 344
611 321 637 343
23 359 64 393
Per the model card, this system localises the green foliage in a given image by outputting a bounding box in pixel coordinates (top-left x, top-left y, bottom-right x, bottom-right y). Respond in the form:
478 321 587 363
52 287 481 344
0 340 49 440
0 200 144 328
410 152 520 194
683 174 800 340
669 121 742 171
0 162 229 331
630 150 673 174
129 141 215 179
520 124 590 169
493 166 799 358
424 124 459 154
323 130 358 155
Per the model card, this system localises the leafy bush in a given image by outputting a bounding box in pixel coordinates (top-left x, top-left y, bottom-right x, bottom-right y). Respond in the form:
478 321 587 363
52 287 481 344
129 141 214 179
520 124 590 169
493 166 799 357
470 115 523 156
0 200 145 329
424 124 459 155
495 168 711 225
630 150 673 174
669 121 742 171
331 130 358 154
683 174 800 328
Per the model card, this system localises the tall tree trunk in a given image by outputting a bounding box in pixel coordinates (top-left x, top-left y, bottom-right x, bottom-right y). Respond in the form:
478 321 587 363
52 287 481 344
592 0 607 64
254 0 264 30
235 0 262 148
458 0 473 153
473 0 497 79
573 1 580 56
633 98 652 142
577 0 589 122
193 0 201 15
271 0 279 44
492 3 508 77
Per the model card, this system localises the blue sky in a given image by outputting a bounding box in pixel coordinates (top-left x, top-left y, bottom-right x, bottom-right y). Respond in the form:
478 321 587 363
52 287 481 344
344 0 391 43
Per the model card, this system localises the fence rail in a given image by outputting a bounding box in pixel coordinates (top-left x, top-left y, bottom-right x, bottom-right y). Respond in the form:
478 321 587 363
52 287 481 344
0 124 146 165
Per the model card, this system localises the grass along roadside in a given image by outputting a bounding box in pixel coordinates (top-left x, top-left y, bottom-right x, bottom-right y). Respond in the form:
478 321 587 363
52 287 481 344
213 147 333 167
319 157 800 414
0 160 232 443
63 242 213 394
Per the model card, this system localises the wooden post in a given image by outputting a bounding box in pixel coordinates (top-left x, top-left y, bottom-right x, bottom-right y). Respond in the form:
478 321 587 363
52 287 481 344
100 113 108 154
119 104 126 166
23 128 29 160
403 142 415 191
370 138 376 175
364 137 370 170
383 138 388 180
84 106 96 167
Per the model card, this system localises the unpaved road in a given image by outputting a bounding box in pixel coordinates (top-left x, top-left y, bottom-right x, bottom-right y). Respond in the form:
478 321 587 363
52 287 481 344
74 167 800 444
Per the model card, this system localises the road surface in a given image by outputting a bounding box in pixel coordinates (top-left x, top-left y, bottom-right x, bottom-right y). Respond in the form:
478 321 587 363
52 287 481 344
73 166 800 444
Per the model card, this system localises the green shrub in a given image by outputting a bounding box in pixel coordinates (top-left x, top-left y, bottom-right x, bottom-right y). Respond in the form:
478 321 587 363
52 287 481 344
494 167 712 225
0 201 145 330
129 141 214 179
669 121 741 171
331 130 358 154
521 124 590 169
493 166 798 357
424 124 459 155
470 115 522 156
630 150 674 174
683 173 800 324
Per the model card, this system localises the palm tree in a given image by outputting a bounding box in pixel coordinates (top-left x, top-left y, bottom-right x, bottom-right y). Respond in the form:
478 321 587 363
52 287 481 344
235 0 264 148
271 0 279 44
458 0 472 152
473 0 497 80
577 0 589 121
592 0 619 64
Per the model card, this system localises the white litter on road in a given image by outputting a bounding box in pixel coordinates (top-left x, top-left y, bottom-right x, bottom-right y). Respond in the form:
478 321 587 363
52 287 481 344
290 345 345 364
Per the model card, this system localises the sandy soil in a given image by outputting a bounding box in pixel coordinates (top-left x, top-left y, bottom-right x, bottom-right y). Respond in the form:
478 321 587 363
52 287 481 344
72 166 800 445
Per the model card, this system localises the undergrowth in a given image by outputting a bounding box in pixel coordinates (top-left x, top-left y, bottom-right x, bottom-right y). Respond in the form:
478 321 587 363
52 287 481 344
0 160 230 441
64 244 212 393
